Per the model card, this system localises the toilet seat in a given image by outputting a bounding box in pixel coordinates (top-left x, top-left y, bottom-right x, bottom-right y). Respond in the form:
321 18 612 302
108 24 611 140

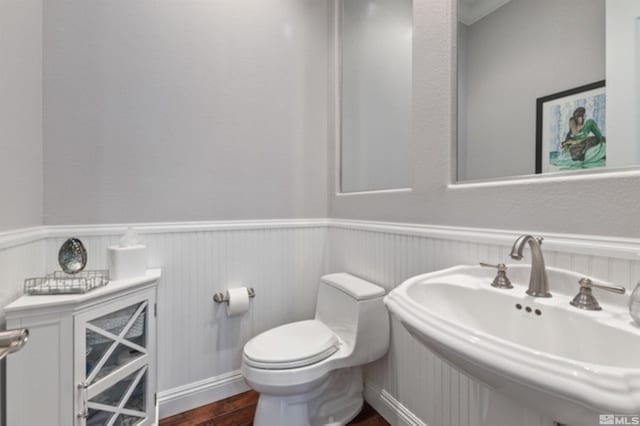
244 320 339 370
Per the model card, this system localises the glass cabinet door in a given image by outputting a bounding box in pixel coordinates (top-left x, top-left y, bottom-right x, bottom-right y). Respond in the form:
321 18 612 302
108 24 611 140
86 366 148 425
85 302 148 384
75 291 155 426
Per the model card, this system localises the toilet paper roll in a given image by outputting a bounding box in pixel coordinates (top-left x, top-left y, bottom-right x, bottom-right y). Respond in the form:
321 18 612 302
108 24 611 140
226 287 250 316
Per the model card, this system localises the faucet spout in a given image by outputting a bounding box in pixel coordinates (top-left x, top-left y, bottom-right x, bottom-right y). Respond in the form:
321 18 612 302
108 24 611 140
510 235 551 297
0 329 28 362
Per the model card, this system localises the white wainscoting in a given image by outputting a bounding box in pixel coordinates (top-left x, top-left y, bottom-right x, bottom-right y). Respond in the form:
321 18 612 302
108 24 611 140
1 219 639 424
42 220 330 418
0 230 46 422
329 221 640 426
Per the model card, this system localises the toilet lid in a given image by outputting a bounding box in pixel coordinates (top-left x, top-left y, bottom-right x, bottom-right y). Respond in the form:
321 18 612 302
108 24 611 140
243 320 339 369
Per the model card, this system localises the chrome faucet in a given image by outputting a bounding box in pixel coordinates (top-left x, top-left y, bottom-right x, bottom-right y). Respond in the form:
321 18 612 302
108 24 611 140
0 329 28 361
509 235 551 297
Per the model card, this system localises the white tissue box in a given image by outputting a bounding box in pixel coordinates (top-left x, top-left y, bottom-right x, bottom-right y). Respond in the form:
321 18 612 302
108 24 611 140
108 245 147 281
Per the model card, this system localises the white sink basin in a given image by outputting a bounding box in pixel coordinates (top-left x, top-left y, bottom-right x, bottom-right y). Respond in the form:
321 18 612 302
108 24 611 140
384 265 640 426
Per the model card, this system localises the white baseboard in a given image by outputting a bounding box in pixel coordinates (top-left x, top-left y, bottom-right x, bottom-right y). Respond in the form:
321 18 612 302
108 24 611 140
157 370 249 419
364 383 427 426
157 373 424 425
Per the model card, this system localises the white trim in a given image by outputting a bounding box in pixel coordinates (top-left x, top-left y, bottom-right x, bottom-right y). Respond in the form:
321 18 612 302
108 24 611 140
336 188 413 197
157 371 428 426
329 219 640 260
0 220 330 249
0 226 47 250
45 219 330 238
1 218 639 261
452 166 640 188
364 382 427 426
154 403 159 426
157 370 249 419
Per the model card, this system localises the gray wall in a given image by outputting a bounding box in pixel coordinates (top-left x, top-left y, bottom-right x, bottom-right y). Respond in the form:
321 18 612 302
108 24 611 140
0 0 43 232
43 0 328 225
329 0 640 238
458 0 605 181
6 0 637 241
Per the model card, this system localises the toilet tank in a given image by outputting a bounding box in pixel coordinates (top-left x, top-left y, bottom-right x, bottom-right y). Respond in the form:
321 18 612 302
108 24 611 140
315 273 390 364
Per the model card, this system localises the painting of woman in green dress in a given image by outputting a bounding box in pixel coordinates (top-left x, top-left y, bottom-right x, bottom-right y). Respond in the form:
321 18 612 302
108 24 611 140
537 81 606 173
559 107 606 167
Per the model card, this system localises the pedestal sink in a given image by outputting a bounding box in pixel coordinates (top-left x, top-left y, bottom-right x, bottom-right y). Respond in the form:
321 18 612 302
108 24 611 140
384 265 640 426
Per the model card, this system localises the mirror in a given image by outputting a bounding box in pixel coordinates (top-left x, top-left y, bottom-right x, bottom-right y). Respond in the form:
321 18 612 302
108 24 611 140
457 0 640 182
340 0 413 193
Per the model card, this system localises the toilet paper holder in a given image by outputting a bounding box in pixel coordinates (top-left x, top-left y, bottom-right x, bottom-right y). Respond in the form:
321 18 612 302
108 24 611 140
213 287 256 304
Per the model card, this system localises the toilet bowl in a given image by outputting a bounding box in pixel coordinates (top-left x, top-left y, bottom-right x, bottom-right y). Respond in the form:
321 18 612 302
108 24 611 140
241 273 390 426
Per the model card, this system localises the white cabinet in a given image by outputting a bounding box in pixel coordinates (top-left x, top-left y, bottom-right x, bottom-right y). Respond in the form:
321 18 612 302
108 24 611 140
5 270 161 426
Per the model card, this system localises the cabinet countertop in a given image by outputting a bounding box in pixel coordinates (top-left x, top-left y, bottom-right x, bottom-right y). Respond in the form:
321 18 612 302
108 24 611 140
5 269 161 318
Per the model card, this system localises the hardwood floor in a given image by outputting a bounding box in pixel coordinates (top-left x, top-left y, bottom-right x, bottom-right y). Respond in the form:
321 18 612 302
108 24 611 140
347 402 391 426
160 390 390 426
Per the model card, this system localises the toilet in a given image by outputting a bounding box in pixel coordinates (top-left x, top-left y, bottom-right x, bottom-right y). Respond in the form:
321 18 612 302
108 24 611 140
241 273 390 426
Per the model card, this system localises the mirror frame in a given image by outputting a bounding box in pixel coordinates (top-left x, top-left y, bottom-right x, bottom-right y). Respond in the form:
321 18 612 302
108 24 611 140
452 0 640 186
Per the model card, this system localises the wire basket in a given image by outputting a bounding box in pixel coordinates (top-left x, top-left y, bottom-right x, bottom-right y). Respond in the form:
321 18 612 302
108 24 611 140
88 303 146 345
24 270 109 295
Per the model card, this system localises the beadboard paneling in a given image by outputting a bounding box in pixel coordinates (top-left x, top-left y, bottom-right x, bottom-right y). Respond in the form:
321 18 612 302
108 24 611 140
0 239 45 325
3 220 640 424
44 224 329 405
0 237 45 423
329 225 640 426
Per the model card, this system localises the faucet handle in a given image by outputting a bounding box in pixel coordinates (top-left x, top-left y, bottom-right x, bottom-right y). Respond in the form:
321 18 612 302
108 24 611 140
480 262 506 271
577 278 625 294
570 278 626 311
480 263 513 289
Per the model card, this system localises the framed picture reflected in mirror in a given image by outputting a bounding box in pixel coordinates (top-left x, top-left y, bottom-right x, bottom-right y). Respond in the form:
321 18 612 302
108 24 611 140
536 81 606 174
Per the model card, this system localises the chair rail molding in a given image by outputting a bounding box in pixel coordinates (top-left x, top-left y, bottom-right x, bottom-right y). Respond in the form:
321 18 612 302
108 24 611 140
1 218 639 260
